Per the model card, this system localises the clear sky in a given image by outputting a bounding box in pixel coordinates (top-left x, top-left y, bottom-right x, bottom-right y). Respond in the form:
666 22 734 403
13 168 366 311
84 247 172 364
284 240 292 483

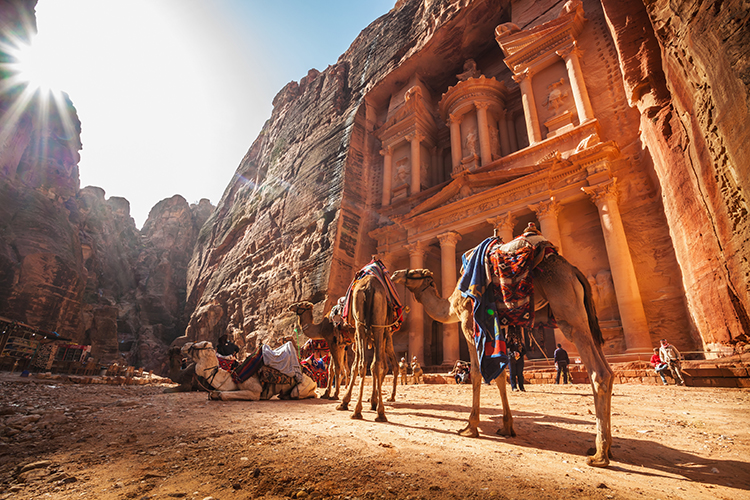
25 0 394 228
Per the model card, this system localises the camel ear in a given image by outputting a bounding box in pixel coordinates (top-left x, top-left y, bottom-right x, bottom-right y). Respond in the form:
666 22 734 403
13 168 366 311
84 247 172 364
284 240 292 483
422 269 434 277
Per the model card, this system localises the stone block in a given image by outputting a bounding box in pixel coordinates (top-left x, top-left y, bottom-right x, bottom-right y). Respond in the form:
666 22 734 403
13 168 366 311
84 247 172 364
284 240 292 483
737 378 750 388
690 378 738 388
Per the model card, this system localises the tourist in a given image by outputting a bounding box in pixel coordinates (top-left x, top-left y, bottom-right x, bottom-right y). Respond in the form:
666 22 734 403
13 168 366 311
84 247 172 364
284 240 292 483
554 343 570 384
411 356 424 384
216 334 240 357
398 357 408 385
451 360 470 384
659 339 685 386
508 339 527 392
651 347 671 385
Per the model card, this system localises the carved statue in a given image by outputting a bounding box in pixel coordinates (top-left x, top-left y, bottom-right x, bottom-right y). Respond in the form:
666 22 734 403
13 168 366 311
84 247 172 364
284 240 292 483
464 130 478 157
457 59 481 81
544 78 568 114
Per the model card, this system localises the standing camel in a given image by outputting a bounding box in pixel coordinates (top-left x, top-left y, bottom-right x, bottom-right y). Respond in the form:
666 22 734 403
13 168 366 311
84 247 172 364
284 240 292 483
288 301 352 400
335 274 392 421
391 245 614 467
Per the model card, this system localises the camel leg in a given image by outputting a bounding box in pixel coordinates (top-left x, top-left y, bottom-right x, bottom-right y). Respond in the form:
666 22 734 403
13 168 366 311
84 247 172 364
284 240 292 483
321 362 334 399
493 373 515 437
209 390 261 401
372 326 387 422
385 330 398 402
336 340 361 412
352 339 367 420
458 313 481 437
537 260 614 467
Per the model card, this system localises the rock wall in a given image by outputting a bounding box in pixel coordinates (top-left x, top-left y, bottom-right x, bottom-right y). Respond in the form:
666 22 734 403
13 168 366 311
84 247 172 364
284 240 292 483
183 0 510 351
600 0 750 349
0 0 215 373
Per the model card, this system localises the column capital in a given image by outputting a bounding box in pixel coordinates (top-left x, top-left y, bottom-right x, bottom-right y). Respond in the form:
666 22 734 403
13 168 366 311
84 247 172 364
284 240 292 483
406 240 427 257
475 101 491 111
556 41 581 61
447 113 463 126
529 197 562 219
486 212 515 232
437 231 462 247
406 131 425 143
512 69 532 84
582 179 619 207
379 145 393 156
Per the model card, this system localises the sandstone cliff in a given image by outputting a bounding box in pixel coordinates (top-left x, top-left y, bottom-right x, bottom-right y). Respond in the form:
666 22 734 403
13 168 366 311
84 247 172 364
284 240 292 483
0 0 216 372
600 0 750 348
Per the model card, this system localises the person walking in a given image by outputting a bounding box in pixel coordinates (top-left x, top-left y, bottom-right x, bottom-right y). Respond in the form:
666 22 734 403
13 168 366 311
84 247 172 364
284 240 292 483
554 343 570 384
508 339 527 392
659 339 685 385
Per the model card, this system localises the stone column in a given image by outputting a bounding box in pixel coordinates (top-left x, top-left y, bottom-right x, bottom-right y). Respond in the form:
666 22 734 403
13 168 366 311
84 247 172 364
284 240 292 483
407 132 424 196
431 146 440 185
507 112 519 151
486 212 515 242
448 114 463 171
528 198 563 254
437 231 462 364
582 180 652 353
513 70 542 145
380 146 393 207
497 107 511 157
475 102 492 166
406 241 426 364
557 43 594 123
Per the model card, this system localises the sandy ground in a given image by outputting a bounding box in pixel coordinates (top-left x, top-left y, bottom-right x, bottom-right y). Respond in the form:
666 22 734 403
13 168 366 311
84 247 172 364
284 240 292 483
1 373 749 500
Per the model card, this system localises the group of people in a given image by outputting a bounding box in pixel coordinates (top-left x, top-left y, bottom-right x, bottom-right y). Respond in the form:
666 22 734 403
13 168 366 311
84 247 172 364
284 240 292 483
650 338 685 385
398 356 424 384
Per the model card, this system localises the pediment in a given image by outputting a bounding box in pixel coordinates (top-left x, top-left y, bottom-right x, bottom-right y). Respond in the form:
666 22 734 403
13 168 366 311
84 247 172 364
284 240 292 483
404 163 544 218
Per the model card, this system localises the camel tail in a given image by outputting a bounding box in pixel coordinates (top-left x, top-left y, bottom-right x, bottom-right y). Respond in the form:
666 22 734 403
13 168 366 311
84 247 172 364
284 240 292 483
573 266 604 346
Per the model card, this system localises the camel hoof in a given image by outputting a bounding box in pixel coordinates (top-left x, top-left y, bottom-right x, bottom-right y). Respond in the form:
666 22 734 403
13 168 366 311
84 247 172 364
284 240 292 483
458 426 479 438
208 391 222 401
370 403 378 411
586 455 610 468
387 396 396 403
351 413 363 420
375 415 388 423
336 403 348 411
496 427 516 438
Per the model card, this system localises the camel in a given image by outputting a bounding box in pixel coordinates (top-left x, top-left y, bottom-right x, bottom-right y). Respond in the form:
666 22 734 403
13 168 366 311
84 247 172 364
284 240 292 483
391 246 614 467
183 341 317 401
163 346 208 393
288 301 352 400
335 274 393 421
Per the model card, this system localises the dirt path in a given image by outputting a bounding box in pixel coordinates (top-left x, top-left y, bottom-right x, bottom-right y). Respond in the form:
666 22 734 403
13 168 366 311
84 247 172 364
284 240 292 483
1 373 748 500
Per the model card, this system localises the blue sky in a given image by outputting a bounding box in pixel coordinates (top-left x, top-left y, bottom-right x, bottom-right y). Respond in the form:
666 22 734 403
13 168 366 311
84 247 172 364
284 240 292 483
29 0 394 228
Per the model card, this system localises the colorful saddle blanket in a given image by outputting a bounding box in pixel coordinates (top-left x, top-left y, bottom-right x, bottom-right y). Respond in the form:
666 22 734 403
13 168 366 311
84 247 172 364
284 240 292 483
341 259 404 331
300 354 329 388
459 234 557 383
231 345 264 384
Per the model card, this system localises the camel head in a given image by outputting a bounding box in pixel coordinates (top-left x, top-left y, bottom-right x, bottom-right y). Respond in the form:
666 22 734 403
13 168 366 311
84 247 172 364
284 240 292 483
182 341 215 363
288 301 315 327
390 269 435 292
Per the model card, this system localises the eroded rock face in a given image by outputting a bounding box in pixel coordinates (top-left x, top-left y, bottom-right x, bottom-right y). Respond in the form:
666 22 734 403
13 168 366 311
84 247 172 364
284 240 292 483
600 0 750 346
183 0 512 351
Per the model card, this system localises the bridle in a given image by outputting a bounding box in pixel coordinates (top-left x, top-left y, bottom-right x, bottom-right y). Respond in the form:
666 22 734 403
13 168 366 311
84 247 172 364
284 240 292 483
403 269 436 295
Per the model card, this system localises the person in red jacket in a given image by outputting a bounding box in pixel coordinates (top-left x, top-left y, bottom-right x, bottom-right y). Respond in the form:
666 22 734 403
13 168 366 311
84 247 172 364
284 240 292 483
650 347 670 385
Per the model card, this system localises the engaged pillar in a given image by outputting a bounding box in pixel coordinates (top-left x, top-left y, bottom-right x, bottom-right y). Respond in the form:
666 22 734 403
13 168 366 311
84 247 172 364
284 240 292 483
583 180 652 353
475 102 492 166
557 43 594 123
448 114 463 172
513 70 542 145
408 132 423 196
529 198 564 254
406 241 426 364
437 231 462 364
380 146 393 206
486 212 515 242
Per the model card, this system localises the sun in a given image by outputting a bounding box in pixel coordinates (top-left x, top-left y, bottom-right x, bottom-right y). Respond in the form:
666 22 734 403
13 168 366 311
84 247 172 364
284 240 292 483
12 39 67 93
